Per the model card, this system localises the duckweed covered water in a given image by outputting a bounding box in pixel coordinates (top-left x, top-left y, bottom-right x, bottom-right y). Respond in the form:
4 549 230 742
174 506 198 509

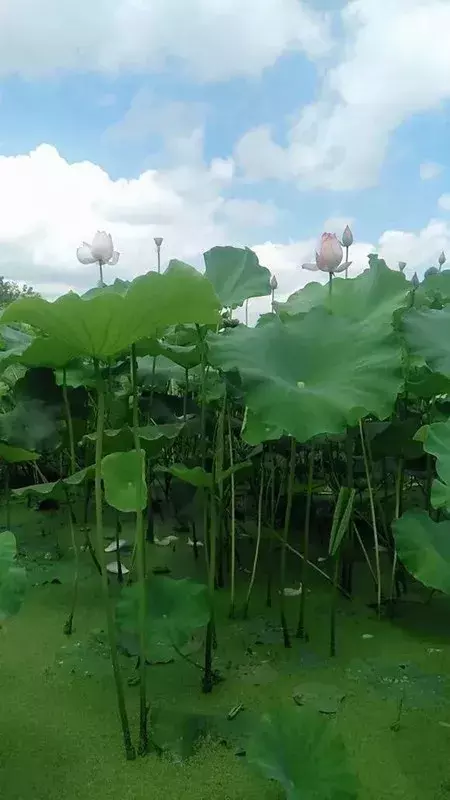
2 501 450 800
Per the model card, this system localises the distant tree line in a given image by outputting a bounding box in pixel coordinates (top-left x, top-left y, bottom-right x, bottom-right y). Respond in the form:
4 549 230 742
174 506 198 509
0 277 38 307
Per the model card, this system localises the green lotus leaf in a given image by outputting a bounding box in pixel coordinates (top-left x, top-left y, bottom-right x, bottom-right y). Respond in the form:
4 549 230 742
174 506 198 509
208 309 402 442
275 258 410 331
204 246 271 309
247 706 358 800
101 449 147 513
403 307 450 377
1 264 221 359
116 576 209 656
0 443 39 463
393 509 450 594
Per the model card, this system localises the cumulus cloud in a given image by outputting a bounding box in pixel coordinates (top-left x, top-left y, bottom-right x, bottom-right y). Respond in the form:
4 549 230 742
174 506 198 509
236 0 450 190
0 143 278 297
0 0 332 81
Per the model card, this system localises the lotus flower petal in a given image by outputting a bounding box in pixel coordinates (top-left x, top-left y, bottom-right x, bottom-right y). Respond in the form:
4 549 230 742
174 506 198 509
76 243 96 265
302 262 319 272
91 231 114 262
333 261 352 274
108 250 120 266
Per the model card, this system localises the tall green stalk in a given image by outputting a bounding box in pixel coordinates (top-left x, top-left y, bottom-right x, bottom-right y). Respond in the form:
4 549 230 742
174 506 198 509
62 367 78 636
94 360 135 761
130 345 149 754
359 420 382 615
243 459 264 617
280 437 296 648
227 409 236 617
296 445 314 639
266 446 276 607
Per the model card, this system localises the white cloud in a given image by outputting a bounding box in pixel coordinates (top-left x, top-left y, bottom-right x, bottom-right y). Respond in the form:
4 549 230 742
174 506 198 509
438 194 450 211
420 162 443 181
0 143 280 297
0 0 331 81
236 0 450 190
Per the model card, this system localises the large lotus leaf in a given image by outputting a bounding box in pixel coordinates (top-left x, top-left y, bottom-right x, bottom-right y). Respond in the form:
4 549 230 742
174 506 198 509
241 408 283 446
101 449 147 513
1 265 221 359
204 246 271 309
247 706 358 800
136 423 184 458
20 337 79 368
0 325 33 369
406 364 450 399
207 310 402 442
0 443 39 463
403 307 450 377
136 338 201 370
84 428 133 455
12 465 95 498
414 420 450 509
116 576 209 654
0 400 60 451
0 531 26 623
275 259 410 331
137 355 186 387
54 361 96 389
393 509 450 594
157 461 252 489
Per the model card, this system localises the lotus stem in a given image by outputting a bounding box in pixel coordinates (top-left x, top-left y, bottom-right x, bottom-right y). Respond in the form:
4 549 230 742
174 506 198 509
130 344 149 755
94 359 135 761
243 458 264 618
266 446 276 607
359 419 382 616
280 437 296 648
296 445 314 639
227 408 236 617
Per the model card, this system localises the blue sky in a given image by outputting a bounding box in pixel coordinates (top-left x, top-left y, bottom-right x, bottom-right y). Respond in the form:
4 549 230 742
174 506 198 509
0 0 449 303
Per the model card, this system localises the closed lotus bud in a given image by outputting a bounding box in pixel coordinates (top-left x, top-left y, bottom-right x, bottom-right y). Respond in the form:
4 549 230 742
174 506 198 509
398 261 407 272
154 237 163 248
411 272 420 289
341 225 354 248
302 232 351 274
439 251 446 267
270 274 278 291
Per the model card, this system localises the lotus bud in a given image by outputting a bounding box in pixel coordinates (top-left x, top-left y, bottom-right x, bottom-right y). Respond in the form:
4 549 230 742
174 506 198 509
154 237 163 248
302 232 351 275
398 261 407 272
439 250 446 267
270 274 278 291
341 225 353 248
411 272 420 290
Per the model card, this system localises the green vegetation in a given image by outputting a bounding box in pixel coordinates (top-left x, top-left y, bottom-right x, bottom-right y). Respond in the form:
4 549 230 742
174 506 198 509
2 245 450 799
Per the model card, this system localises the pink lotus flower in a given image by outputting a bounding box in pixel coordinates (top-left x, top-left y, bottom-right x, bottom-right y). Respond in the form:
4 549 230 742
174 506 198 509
302 232 352 275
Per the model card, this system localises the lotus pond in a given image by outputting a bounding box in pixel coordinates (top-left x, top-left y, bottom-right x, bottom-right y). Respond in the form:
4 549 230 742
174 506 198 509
2 245 450 799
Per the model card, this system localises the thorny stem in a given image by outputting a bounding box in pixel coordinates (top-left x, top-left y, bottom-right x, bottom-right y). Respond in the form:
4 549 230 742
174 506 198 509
94 359 135 761
359 420 382 616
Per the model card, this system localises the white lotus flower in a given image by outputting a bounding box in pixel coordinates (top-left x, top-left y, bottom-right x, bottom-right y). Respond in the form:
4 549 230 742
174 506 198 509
302 232 351 275
76 231 120 267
